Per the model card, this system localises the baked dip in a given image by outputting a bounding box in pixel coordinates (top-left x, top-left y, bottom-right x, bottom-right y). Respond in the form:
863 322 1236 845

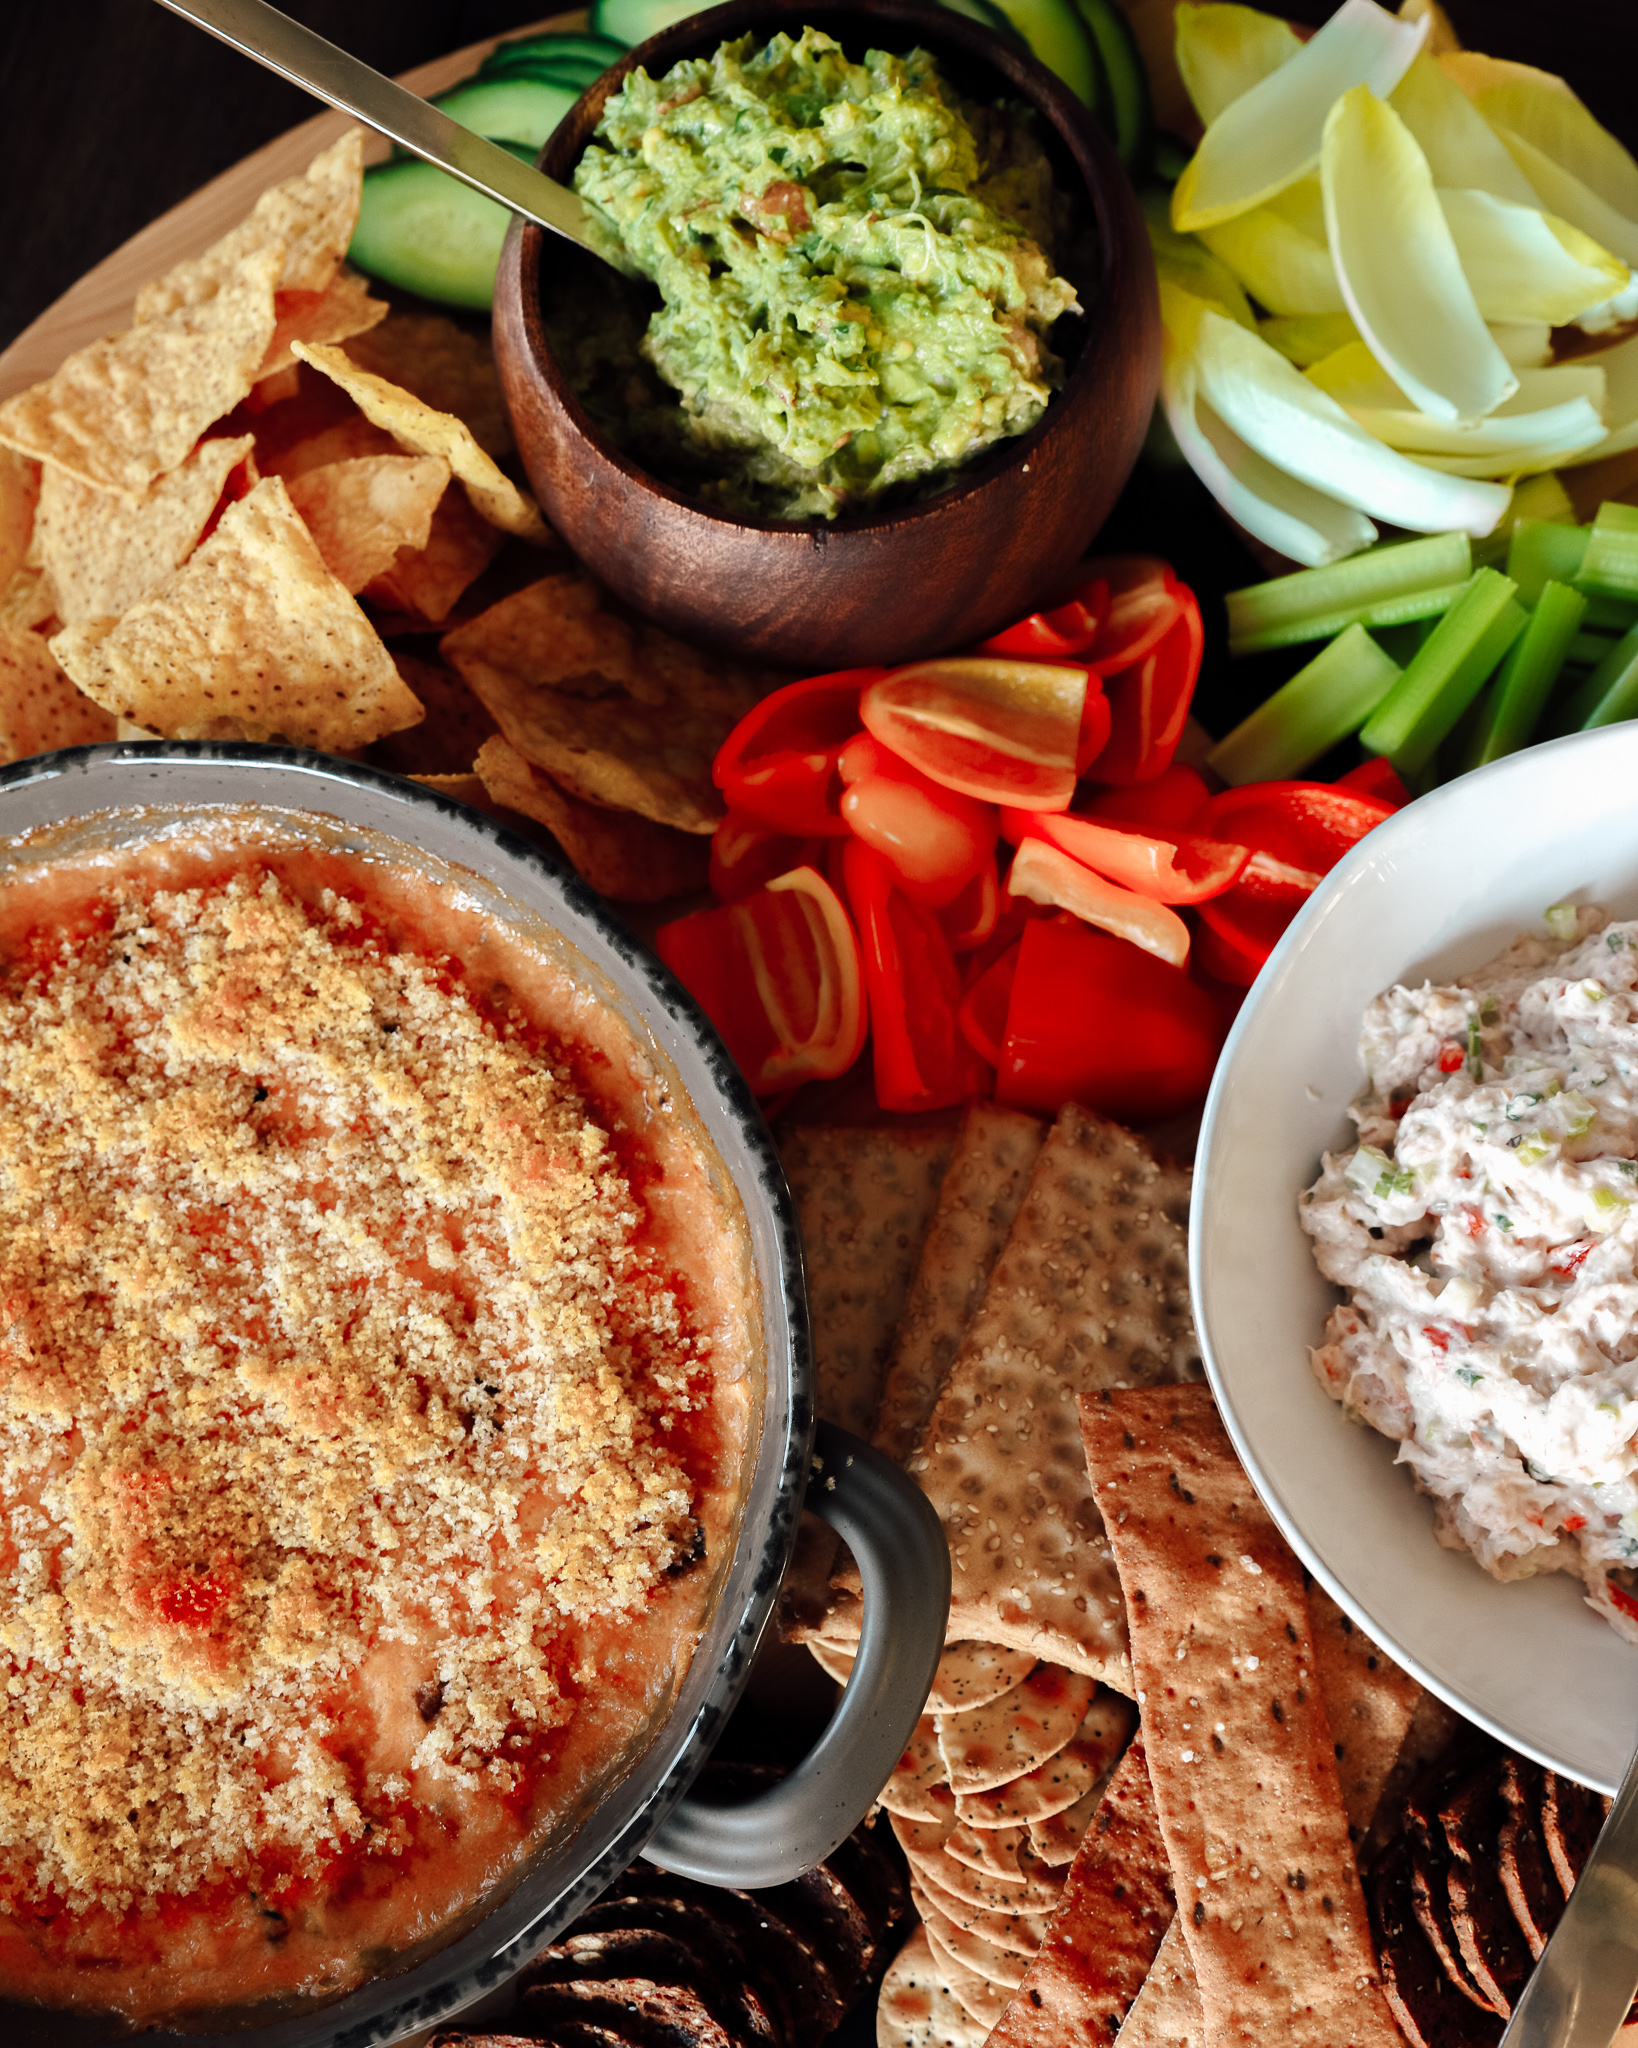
0 812 757 2024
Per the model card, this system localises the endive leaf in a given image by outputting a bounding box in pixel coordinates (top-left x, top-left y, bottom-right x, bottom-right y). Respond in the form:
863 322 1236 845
1163 281 1511 536
1441 53 1638 221
1397 0 1460 57
1174 3 1303 129
1309 341 1605 419
1323 84 1515 423
1388 52 1539 205
1146 214 1258 329
1259 312 1363 367
1561 330 1638 466
1172 0 1427 234
1486 126 1638 268
1437 187 1629 326
1199 198 1345 316
1490 321 1553 368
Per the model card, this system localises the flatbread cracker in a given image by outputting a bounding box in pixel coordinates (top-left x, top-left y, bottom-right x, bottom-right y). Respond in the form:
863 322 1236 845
936 1665 1095 1795
344 311 513 459
1116 1919 1202 2048
928 1641 1037 1714
956 1692 1134 1830
915 1844 1065 1919
933 1943 1013 2029
918 1897 1029 1990
35 433 253 626
0 244 279 497
909 1874 1049 1956
0 451 38 588
1079 1385 1399 2048
1307 1582 1421 1840
876 1925 990 2048
285 454 449 593
258 269 386 382
946 1818 1029 1878
0 623 115 761
1026 1783 1102 1867
875 1102 1045 1466
878 1717 954 1824
363 483 506 625
987 1737 1174 2048
293 340 549 542
49 475 422 749
913 1104 1199 1681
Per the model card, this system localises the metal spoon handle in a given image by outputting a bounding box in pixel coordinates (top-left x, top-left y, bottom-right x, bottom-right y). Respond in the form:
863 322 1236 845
150 0 614 261
1500 1739 1638 2048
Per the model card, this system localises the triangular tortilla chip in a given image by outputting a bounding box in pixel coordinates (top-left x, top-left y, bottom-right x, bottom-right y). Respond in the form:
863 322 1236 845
343 311 513 459
258 268 387 383
0 624 115 761
36 434 254 626
49 475 422 749
293 339 548 541
136 131 366 317
285 453 449 593
0 450 38 587
362 484 506 625
0 247 279 498
2 571 57 632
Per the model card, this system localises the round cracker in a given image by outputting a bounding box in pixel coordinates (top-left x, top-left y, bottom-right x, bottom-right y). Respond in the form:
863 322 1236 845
927 1641 1036 1714
917 1894 1030 1990
908 1873 1048 1956
937 1945 1013 2029
917 1843 1066 1920
946 1817 1030 1878
891 1806 958 1862
876 1925 991 2048
808 1639 856 1687
1027 1782 1103 1866
955 1690 1134 1829
878 1716 954 1823
935 1664 1095 1795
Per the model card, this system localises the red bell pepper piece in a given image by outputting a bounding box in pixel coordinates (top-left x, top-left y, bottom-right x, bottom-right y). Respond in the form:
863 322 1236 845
1080 557 1184 670
838 734 1000 910
975 576 1109 660
957 937 1021 1066
1081 763 1211 833
842 841 989 1112
1088 587 1204 786
1007 838 1192 967
940 860 1001 952
709 815 825 903
655 866 867 1093
1000 806 1249 906
860 659 1088 810
1075 681 1113 776
996 917 1223 1124
712 669 881 836
1334 757 1412 806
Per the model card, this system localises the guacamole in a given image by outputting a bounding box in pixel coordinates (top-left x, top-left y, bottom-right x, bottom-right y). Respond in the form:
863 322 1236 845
565 29 1084 522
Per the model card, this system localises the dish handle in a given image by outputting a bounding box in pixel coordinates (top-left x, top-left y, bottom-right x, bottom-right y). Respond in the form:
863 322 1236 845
642 1420 949 1888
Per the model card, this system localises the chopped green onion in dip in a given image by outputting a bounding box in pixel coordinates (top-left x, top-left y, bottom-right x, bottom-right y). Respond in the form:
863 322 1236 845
567 29 1084 521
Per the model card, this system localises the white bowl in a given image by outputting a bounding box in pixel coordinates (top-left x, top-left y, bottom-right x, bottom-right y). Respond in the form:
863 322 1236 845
1191 722 1638 1795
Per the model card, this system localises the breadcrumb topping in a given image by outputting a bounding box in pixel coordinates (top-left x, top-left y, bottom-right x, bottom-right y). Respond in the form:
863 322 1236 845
0 866 705 1915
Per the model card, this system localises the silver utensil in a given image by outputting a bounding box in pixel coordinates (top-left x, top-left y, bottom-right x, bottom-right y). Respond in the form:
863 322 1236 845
1499 1734 1638 2048
150 0 632 270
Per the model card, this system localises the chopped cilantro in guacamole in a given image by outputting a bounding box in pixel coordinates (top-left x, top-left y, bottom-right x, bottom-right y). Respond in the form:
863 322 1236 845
567 29 1083 521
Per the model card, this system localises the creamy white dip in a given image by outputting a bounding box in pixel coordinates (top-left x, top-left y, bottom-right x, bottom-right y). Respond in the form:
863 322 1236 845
1301 904 1638 1644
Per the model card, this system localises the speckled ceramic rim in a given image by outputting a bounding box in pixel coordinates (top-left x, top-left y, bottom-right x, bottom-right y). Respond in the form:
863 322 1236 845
0 744 812 2048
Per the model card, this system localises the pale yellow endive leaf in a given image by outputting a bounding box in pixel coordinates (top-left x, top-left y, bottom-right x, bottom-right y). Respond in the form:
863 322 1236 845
1397 0 1460 57
1174 3 1302 129
1323 84 1514 423
1489 321 1552 368
1486 127 1638 269
1199 201 1345 316
1437 187 1628 326
1561 330 1638 466
1442 53 1638 221
1388 52 1539 204
1259 312 1362 368
1172 0 1427 233
1146 211 1257 329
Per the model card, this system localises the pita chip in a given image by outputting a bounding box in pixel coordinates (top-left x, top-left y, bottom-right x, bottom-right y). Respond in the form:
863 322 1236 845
49 475 422 750
1079 1385 1399 2048
877 1925 991 2048
0 625 115 761
928 1641 1037 1714
293 340 549 541
285 453 449 593
0 244 279 497
36 433 254 626
258 268 387 382
1116 1920 1202 2048
0 450 39 588
344 311 513 459
911 1103 1199 1682
363 483 506 625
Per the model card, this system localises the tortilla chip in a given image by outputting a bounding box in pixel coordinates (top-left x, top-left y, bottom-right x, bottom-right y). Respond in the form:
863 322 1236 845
35 433 254 626
0 245 279 498
364 484 507 625
874 1103 1046 1467
936 1666 1096 1797
0 450 39 588
912 1104 1199 1683
0 624 116 761
344 311 513 459
259 268 387 382
3 571 59 633
955 1693 1134 1831
293 340 548 542
879 1717 955 1824
1307 1583 1421 1841
987 1738 1174 2048
919 1898 1029 1990
49 475 423 750
370 655 500 777
474 734 710 903
285 454 449 593
136 131 367 317
877 1925 991 2048
1116 1920 1202 2048
256 407 402 484
1079 1386 1399 2048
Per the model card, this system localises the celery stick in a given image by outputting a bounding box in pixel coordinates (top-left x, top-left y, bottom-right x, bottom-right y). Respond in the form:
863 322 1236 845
1507 518 1589 604
1568 629 1620 667
1359 570 1527 775
1230 582 1469 655
1206 624 1401 785
1584 593 1638 633
1562 623 1638 730
1467 581 1588 767
1577 503 1638 602
1372 619 1434 665
1226 533 1472 655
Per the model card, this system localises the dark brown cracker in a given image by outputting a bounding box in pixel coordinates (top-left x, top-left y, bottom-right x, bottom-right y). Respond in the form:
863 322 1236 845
1306 1582 1422 1840
1404 1739 1504 2013
1498 1758 1558 1959
1370 1840 1499 2048
1080 1385 1399 2048
913 1105 1198 1682
1441 1756 1532 2014
516 1977 742 2048
525 1929 776 2047
1542 1771 1611 1898
986 1736 1174 2048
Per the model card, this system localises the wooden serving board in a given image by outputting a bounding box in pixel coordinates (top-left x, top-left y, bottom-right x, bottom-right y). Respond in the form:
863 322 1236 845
0 11 584 405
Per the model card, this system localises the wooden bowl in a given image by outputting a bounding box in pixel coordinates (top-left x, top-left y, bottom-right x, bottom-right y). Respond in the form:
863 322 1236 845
493 0 1160 668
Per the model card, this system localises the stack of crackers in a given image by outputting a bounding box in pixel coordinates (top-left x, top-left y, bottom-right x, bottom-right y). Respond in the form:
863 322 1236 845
0 138 773 904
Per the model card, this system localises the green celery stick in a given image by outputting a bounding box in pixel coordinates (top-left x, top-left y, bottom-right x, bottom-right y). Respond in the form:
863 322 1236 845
1371 619 1434 665
1226 534 1472 654
1467 581 1588 767
1577 503 1638 601
1569 629 1620 666
1562 622 1638 730
1506 518 1589 604
1359 569 1527 775
1582 593 1638 632
1206 625 1401 785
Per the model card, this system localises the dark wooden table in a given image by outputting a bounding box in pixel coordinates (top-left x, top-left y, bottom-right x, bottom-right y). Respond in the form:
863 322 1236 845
1 0 1633 355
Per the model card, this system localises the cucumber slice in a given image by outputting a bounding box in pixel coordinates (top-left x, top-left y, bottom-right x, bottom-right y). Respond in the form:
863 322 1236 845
1071 0 1152 170
479 31 625 74
984 0 1101 107
431 76 582 151
349 145 536 311
476 54 605 87
937 0 1029 51
589 0 711 48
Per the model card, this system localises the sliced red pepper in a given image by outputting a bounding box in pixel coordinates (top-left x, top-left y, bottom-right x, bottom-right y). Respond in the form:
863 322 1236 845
1334 756 1412 806
957 938 1021 1066
1074 681 1112 776
976 576 1109 660
940 860 1001 951
860 659 1087 810
1008 838 1191 966
838 734 999 910
996 917 1223 1124
842 840 989 1112
1080 556 1183 670
1000 807 1249 906
1082 763 1211 833
712 669 881 836
1192 781 1398 873
1087 588 1204 787
655 866 867 1093
709 815 825 903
